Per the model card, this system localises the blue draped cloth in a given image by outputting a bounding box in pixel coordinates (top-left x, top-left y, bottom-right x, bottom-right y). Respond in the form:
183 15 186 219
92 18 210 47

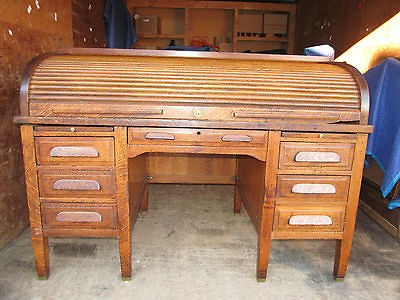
364 58 400 209
104 0 137 49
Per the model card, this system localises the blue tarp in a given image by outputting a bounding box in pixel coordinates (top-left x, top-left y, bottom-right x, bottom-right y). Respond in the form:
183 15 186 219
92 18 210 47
104 0 137 49
364 58 400 210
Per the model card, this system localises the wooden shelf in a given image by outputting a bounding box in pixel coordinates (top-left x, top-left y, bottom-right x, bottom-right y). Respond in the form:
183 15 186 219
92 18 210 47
237 36 289 43
138 34 185 39
127 0 296 53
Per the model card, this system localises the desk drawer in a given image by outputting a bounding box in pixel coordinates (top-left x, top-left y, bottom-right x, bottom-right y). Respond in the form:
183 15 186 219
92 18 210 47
128 128 267 147
276 175 350 201
38 169 116 199
35 137 114 166
41 203 117 229
279 142 354 171
274 204 346 232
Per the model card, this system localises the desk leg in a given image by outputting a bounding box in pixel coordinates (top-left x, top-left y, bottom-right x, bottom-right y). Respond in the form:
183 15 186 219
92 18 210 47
115 127 131 280
256 130 280 281
256 203 274 281
234 185 242 214
334 133 367 281
333 239 350 281
31 234 50 279
140 183 149 214
21 125 50 279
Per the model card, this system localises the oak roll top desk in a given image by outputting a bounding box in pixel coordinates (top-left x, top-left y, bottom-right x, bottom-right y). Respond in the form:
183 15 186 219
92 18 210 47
15 49 373 281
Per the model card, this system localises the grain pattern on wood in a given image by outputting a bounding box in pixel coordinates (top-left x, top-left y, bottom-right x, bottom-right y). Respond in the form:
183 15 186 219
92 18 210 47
38 169 116 199
256 130 280 280
333 133 368 280
21 49 369 126
274 203 346 232
114 127 131 280
276 175 350 201
41 203 117 229
279 142 355 171
35 137 114 166
20 125 49 278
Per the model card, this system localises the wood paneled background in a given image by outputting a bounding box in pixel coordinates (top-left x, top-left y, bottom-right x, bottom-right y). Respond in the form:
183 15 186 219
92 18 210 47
295 0 400 57
0 0 105 249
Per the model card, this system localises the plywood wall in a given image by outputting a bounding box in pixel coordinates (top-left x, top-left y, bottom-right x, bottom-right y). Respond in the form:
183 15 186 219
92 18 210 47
295 0 400 57
72 0 106 48
0 0 73 249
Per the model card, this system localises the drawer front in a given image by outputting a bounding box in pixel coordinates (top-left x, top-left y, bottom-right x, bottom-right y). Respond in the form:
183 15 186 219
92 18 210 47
274 204 346 232
41 203 117 229
128 127 267 147
279 142 354 170
38 170 116 199
276 175 350 201
35 137 114 166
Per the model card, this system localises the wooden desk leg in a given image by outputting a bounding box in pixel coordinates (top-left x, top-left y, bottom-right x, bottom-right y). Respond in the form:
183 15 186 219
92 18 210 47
115 127 131 280
21 125 50 279
333 239 350 281
256 203 274 281
333 133 368 281
140 183 149 214
118 227 132 281
234 185 242 214
31 233 50 279
256 130 280 281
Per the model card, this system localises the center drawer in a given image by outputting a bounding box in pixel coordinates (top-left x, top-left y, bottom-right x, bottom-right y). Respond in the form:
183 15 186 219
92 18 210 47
128 128 267 147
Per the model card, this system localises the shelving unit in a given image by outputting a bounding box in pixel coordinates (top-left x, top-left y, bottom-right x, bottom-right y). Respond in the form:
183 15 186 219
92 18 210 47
127 0 296 53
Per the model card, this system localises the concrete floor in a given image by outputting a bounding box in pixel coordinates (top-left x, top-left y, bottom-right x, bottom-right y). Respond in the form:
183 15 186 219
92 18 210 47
0 184 399 300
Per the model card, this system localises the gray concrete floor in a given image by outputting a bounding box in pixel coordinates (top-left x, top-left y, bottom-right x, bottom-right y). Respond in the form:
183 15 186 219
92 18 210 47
0 184 399 300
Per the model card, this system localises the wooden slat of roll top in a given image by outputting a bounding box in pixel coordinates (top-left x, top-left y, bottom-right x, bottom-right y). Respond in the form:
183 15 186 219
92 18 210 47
33 66 355 81
27 54 363 123
30 80 359 102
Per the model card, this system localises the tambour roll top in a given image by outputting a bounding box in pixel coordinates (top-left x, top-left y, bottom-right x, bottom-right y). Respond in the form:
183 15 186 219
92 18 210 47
19 48 369 127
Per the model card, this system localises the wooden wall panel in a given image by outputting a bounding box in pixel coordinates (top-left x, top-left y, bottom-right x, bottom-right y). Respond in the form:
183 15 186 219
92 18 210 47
148 154 236 184
72 0 106 48
295 0 400 57
0 0 73 249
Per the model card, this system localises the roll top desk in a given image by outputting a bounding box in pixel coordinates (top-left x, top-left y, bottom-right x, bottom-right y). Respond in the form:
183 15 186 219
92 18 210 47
15 49 372 281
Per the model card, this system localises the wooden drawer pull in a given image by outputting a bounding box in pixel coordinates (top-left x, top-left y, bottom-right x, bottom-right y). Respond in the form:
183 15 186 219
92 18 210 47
288 215 333 226
50 146 99 157
53 179 101 191
291 183 336 194
55 211 102 223
145 132 175 140
295 151 340 162
221 135 251 142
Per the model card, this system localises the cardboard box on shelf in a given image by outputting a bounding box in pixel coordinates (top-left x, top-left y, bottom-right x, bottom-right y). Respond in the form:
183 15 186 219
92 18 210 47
263 13 288 35
238 13 263 34
135 15 158 35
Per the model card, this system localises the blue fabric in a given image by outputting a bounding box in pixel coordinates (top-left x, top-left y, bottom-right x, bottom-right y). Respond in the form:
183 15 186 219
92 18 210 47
364 58 400 209
104 0 137 49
